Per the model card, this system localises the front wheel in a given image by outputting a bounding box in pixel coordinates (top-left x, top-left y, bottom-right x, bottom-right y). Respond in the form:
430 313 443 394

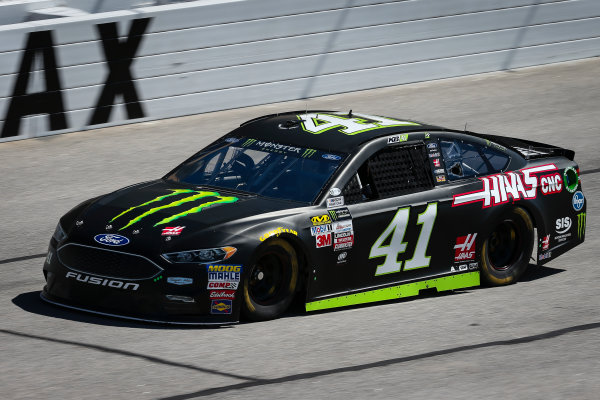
480 207 534 286
242 239 299 321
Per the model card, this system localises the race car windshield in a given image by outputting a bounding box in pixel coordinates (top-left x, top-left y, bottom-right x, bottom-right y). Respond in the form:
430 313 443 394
165 138 346 203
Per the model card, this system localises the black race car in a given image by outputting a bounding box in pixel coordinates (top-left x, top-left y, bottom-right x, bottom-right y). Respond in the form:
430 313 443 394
42 111 587 324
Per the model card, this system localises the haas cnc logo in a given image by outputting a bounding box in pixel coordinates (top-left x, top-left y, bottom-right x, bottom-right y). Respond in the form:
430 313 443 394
454 234 477 262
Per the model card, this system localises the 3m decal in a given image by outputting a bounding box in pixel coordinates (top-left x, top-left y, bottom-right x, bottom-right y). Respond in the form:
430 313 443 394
161 226 185 236
453 164 558 208
572 191 584 211
578 212 586 239
454 234 476 262
211 299 232 314
311 214 332 225
370 203 437 275
110 189 238 230
1 30 67 138
88 18 151 125
315 233 332 248
299 113 419 135
65 272 139 291
260 227 298 241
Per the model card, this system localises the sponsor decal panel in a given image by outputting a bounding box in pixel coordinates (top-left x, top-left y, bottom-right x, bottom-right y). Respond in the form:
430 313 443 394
315 233 332 248
328 207 352 221
65 272 139 290
327 196 344 208
453 164 560 208
311 224 332 236
311 214 331 225
388 134 408 144
539 173 562 195
209 290 236 300
468 262 479 270
161 226 185 236
332 220 353 233
539 252 552 261
211 299 233 314
334 242 353 251
167 277 193 285
578 212 586 239
427 142 437 149
94 233 130 246
322 153 341 161
337 251 349 264
541 235 550 251
454 234 477 262
572 191 584 211
433 168 445 174
563 167 579 193
110 189 238 230
433 158 441 167
428 152 440 158
260 227 298 241
436 175 446 183
458 264 468 271
207 265 241 290
554 217 572 243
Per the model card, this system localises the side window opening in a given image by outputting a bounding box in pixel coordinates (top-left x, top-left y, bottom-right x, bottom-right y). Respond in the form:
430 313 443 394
441 139 509 181
342 143 433 204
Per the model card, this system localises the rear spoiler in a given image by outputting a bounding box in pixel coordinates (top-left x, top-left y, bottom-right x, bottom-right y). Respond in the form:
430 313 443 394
464 132 575 161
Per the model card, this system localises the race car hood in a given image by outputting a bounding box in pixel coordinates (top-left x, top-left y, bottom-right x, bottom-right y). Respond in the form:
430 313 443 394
64 180 304 252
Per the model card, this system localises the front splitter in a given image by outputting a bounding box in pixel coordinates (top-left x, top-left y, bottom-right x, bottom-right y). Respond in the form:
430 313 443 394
40 292 237 326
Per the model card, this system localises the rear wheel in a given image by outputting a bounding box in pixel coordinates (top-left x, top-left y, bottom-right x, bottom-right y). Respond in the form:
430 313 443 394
480 207 534 286
242 239 299 321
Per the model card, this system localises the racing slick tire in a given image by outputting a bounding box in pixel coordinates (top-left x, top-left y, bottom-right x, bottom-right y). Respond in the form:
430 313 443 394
242 238 299 321
480 207 534 286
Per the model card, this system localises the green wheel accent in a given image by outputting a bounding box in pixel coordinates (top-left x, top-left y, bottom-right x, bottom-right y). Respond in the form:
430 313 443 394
305 272 480 312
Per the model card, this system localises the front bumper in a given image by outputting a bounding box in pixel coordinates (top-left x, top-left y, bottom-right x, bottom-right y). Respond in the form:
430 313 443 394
42 242 241 325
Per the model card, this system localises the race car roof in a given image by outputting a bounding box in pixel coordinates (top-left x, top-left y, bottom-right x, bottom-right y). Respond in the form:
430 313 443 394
230 111 443 153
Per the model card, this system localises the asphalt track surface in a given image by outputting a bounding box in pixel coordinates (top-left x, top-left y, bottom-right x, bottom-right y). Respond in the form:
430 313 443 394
1 58 599 399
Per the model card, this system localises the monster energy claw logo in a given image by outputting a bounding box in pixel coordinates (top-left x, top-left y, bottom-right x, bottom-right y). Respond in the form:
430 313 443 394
578 212 586 239
302 149 317 158
242 139 257 147
111 189 238 230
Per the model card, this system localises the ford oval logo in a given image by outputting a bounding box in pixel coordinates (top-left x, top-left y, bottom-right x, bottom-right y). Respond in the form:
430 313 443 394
94 234 130 246
572 191 585 211
322 154 341 161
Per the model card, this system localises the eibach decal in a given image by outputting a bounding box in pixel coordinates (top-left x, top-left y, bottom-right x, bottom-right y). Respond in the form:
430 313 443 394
452 164 560 208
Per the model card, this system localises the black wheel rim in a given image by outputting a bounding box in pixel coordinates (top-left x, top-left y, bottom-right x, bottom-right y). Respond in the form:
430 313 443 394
487 220 521 271
248 249 289 306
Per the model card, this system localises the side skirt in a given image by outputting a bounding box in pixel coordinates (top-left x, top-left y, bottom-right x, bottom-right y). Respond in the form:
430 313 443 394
305 272 480 312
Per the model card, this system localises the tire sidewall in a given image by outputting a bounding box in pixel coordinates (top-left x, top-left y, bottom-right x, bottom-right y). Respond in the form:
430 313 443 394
480 207 534 286
242 238 299 321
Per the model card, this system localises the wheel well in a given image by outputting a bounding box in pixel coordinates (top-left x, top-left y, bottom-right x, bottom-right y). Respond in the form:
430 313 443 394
258 234 308 291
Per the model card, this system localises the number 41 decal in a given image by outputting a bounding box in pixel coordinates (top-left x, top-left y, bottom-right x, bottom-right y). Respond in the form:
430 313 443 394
369 203 437 275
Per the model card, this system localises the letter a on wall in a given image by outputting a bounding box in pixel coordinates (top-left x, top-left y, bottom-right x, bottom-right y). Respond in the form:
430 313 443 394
88 18 152 125
1 31 67 138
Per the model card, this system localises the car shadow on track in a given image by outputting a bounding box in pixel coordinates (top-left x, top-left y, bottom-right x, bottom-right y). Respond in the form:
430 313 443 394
12 291 227 329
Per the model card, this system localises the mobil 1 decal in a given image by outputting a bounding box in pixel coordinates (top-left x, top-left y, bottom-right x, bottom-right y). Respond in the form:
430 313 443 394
370 203 437 276
1 18 151 138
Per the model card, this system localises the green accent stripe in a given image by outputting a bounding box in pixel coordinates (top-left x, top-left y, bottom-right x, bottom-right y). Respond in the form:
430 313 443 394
305 272 480 312
110 189 196 223
153 196 238 226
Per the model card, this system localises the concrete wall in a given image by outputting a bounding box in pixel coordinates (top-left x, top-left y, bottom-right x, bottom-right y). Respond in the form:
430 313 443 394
1 0 599 142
